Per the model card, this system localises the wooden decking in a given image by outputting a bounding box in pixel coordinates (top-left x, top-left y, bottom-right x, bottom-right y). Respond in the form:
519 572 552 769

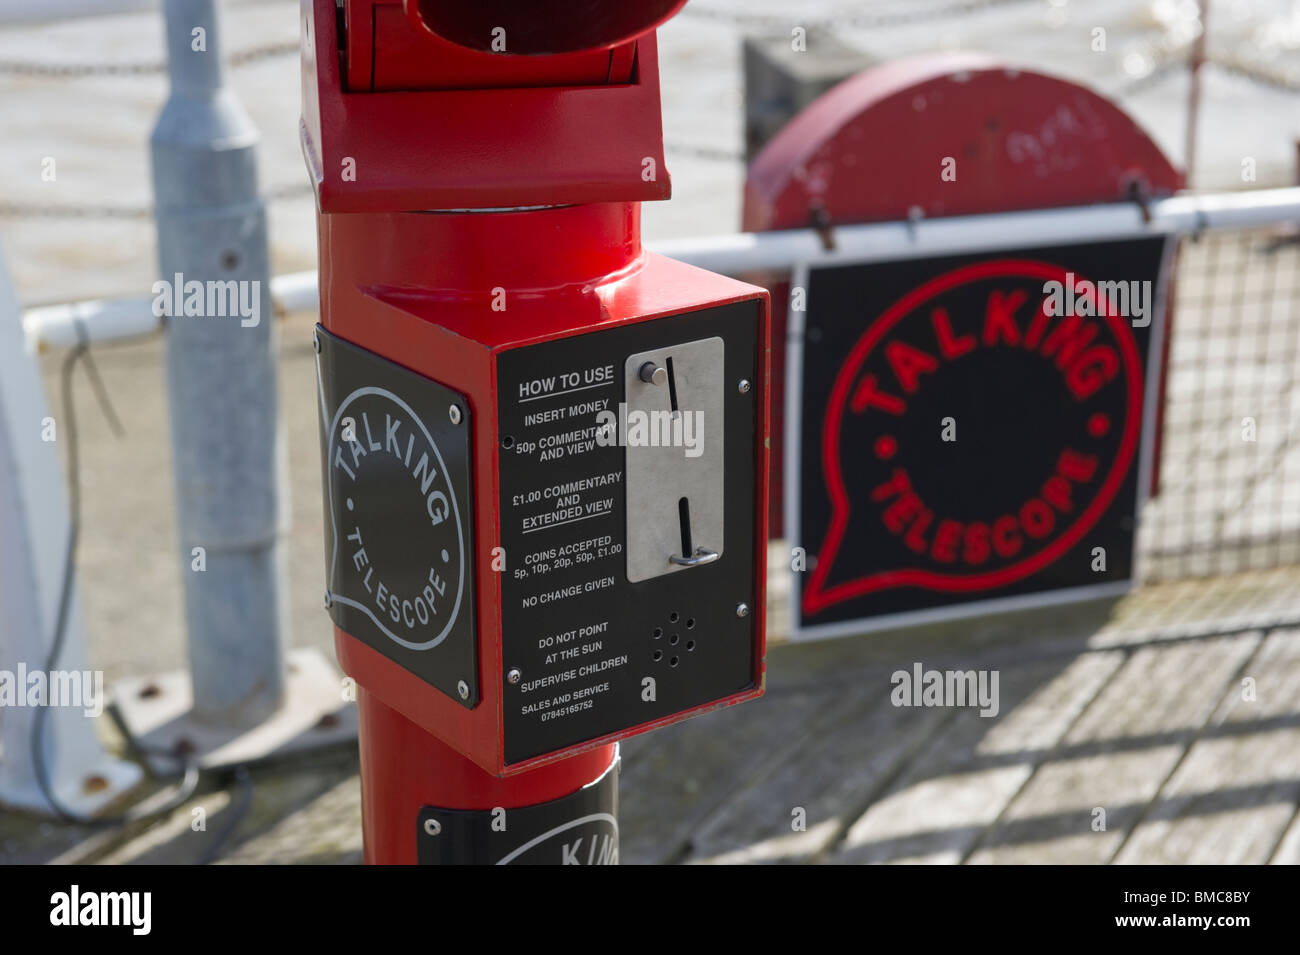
7 564 1300 865
618 561 1300 864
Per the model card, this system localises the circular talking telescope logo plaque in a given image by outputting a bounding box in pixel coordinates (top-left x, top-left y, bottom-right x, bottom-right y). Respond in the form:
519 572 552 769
315 326 477 705
790 238 1171 638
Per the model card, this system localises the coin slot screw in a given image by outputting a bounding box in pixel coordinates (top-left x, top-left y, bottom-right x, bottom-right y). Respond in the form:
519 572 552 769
639 361 668 386
738 379 751 394
457 680 470 699
736 602 749 618
506 668 521 685
449 404 462 425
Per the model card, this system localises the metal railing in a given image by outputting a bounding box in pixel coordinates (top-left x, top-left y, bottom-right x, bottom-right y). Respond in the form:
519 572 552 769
1139 224 1300 582
20 187 1300 594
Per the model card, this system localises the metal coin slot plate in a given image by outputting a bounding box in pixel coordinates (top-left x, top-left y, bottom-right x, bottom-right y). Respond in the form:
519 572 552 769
624 336 725 582
495 304 759 765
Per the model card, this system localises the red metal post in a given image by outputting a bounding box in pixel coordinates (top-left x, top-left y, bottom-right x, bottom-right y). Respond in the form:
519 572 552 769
357 690 618 864
303 1 768 863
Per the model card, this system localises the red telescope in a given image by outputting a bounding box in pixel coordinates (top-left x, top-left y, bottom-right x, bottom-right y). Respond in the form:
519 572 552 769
302 0 768 863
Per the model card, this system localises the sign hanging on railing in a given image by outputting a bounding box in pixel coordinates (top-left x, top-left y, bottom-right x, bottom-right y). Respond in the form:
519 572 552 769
788 235 1174 639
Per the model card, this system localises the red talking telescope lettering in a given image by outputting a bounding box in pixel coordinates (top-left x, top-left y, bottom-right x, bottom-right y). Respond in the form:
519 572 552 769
803 259 1143 616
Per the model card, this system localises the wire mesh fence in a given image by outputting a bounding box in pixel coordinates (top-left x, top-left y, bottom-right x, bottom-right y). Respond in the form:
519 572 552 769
1138 223 1300 582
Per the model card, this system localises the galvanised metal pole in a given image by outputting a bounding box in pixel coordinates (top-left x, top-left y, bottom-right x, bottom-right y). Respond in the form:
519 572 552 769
150 0 287 725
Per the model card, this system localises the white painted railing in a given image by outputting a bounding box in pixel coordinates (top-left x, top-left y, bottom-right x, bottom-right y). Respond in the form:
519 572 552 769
22 186 1300 349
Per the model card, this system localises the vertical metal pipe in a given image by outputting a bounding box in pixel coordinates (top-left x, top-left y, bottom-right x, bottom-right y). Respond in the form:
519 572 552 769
150 0 287 725
0 247 143 815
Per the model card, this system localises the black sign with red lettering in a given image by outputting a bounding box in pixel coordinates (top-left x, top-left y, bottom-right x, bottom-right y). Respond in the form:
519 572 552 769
790 238 1171 637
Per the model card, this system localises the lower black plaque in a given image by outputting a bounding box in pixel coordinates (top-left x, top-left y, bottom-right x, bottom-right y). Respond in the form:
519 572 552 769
315 325 478 707
416 757 619 865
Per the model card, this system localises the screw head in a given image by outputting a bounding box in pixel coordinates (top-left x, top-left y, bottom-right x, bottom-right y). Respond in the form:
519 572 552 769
640 362 668 386
323 591 332 609
424 818 441 836
457 680 470 700
506 668 522 685
736 602 750 618
448 404 462 425
738 379 752 395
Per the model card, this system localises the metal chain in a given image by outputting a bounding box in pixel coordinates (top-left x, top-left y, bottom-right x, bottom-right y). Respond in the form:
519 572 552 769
679 0 1042 31
1113 55 1300 97
0 58 163 77
1114 59 1186 97
0 39 298 77
0 180 315 220
0 200 152 219
665 141 743 162
1213 58 1300 94
265 181 314 201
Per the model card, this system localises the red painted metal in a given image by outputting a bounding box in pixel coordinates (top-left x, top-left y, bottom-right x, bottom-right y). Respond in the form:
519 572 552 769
742 52 1183 536
305 0 769 862
355 1 636 91
357 689 619 864
404 0 687 55
302 0 670 212
324 203 768 780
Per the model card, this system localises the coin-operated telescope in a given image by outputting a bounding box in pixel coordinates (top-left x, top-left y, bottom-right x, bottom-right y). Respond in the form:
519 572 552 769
302 0 768 863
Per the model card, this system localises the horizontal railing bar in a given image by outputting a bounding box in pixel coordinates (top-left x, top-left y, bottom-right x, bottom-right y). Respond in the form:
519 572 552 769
22 187 1300 349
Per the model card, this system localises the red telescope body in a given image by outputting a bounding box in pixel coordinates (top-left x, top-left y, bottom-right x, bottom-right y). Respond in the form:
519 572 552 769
302 0 768 863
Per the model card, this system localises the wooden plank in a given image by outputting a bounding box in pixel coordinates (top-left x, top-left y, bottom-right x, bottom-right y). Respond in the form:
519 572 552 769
219 775 363 865
1091 567 1300 649
1269 807 1300 863
682 681 951 864
618 687 837 864
832 651 1123 864
1114 628 1300 864
97 756 360 865
967 633 1260 864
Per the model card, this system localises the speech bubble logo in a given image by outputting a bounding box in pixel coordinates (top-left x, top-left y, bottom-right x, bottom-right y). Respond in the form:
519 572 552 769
802 259 1143 618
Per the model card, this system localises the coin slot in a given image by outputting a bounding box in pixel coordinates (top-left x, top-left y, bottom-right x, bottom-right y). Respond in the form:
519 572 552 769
665 355 680 413
678 497 693 559
624 336 725 582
